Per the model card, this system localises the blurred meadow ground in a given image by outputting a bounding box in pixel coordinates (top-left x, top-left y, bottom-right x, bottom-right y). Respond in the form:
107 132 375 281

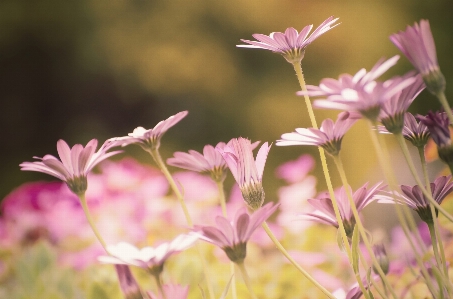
1 0 453 211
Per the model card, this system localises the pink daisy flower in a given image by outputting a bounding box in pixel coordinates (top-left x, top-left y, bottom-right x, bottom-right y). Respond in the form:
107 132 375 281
193 202 279 263
111 111 188 150
300 182 386 237
217 138 271 210
19 139 121 195
237 16 339 64
276 111 359 156
98 234 198 276
167 142 228 182
390 20 445 94
147 284 189 299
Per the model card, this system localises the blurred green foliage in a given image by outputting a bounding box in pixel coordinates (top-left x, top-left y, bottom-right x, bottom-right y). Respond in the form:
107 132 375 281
1 0 453 199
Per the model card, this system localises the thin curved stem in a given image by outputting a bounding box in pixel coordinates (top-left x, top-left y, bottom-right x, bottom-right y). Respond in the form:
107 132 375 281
153 273 168 299
236 262 257 299
292 62 352 262
262 221 336 299
78 193 107 251
148 148 215 299
332 156 398 299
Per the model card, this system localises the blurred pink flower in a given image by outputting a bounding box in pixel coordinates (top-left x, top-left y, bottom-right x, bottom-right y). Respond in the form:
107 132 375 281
147 284 189 299
277 112 359 156
20 139 121 195
390 20 445 93
237 16 339 64
194 202 279 263
99 234 198 275
275 154 315 184
300 182 386 237
167 142 228 181
217 138 271 210
110 111 188 150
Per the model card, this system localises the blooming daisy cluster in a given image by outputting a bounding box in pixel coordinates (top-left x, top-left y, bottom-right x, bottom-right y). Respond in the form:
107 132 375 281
2 16 453 299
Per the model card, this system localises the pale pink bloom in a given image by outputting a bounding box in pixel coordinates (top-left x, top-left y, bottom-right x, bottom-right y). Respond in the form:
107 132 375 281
110 111 188 150
217 138 271 210
172 171 218 203
99 234 198 274
147 284 189 299
300 182 386 237
167 142 228 181
277 112 359 156
379 74 425 133
194 202 279 263
275 154 315 184
237 16 339 64
20 139 121 195
390 20 445 93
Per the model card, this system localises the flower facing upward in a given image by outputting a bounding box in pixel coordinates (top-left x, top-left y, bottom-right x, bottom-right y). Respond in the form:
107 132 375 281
379 74 425 134
390 20 445 94
237 16 339 64
98 234 198 276
20 139 121 195
391 176 453 223
111 111 188 151
193 202 279 263
276 111 359 156
299 182 386 237
217 138 271 210
167 142 228 182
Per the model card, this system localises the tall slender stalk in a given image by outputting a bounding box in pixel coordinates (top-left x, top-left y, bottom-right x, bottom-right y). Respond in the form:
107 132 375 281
78 193 107 251
436 91 453 124
148 148 215 299
262 221 336 299
236 262 257 299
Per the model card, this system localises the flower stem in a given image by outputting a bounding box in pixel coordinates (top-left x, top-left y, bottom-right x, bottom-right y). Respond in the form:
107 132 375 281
78 193 107 251
153 273 168 299
395 133 453 223
417 146 449 279
292 62 352 262
236 262 257 299
148 148 215 299
262 221 336 299
436 91 453 124
332 156 398 299
216 179 237 299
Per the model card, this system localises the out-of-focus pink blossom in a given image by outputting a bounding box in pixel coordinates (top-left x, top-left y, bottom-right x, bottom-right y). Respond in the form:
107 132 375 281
237 16 339 64
147 284 189 299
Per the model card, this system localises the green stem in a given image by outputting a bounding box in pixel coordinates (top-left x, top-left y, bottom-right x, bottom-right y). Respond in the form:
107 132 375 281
395 134 453 223
78 193 107 251
436 91 453 125
262 221 336 299
417 147 449 279
153 274 168 299
236 262 257 299
147 147 215 299
332 156 397 299
427 221 444 280
292 62 353 263
216 179 237 299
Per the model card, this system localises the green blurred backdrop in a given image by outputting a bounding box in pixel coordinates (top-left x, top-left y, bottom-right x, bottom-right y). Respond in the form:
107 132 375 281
1 0 453 202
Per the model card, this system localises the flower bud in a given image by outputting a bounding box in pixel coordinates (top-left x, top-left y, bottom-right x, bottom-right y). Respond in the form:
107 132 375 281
372 244 389 275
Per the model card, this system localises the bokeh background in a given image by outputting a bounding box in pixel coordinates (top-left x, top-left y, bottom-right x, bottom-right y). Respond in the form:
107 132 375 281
1 0 453 204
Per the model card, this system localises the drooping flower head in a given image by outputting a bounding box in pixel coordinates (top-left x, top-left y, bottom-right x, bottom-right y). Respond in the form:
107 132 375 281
114 265 144 299
276 111 359 156
393 176 453 223
98 234 198 276
379 73 425 134
417 111 453 164
237 16 339 64
299 182 386 237
193 203 279 263
390 20 445 94
20 139 121 195
147 284 189 299
167 142 228 182
217 138 271 210
111 111 188 151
